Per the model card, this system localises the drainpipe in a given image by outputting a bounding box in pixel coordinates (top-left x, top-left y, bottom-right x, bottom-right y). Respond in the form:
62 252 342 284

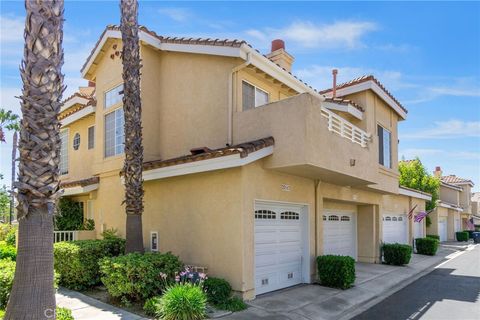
332 69 338 98
314 179 320 257
228 52 251 146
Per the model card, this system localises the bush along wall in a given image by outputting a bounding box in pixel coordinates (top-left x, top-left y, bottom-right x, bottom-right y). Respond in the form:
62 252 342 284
426 234 440 241
316 255 355 289
456 231 469 242
415 238 439 256
54 238 125 290
382 243 412 266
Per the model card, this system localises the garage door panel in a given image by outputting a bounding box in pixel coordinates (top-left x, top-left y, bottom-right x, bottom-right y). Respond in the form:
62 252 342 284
383 214 408 244
323 212 356 260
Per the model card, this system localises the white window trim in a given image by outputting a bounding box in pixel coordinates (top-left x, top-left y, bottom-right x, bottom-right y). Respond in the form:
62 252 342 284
60 128 69 175
73 132 81 151
378 124 392 169
104 83 124 110
104 107 124 158
242 80 270 109
87 125 95 150
150 231 159 252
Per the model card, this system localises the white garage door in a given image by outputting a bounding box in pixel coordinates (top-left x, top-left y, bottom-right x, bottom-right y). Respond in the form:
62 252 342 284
254 203 307 295
323 211 356 259
383 214 408 244
454 217 461 232
439 218 447 242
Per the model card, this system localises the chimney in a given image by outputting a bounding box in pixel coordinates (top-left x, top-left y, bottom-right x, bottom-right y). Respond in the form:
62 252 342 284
332 69 338 98
434 166 442 178
266 39 294 72
88 81 96 87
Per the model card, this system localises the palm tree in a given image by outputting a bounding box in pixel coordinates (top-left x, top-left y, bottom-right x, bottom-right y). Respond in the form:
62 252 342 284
120 0 145 253
5 0 64 318
0 109 20 224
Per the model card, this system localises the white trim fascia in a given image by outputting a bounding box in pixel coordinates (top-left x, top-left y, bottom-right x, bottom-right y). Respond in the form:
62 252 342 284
61 105 96 127
399 187 432 201
160 42 243 58
62 183 99 196
438 201 464 212
81 29 122 77
441 181 463 192
61 96 90 113
321 101 363 120
324 81 407 120
143 146 274 181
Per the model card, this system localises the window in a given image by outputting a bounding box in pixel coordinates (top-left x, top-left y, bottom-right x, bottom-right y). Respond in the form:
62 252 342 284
398 217 403 221
280 211 299 220
385 216 392 221
341 216 350 221
88 126 95 149
59 129 69 175
104 108 125 157
104 84 124 109
328 215 339 221
255 210 276 219
150 231 159 252
73 133 80 150
242 81 269 111
378 125 391 168
392 217 398 221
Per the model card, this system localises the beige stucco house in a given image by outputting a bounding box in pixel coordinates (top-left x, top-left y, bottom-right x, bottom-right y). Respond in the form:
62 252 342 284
57 25 431 299
427 167 475 241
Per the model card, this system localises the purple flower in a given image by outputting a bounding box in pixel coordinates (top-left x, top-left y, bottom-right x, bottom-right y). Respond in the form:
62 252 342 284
199 273 206 279
175 275 180 282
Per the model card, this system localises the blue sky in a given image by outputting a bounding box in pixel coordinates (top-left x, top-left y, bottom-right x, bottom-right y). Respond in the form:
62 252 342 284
1 1 479 191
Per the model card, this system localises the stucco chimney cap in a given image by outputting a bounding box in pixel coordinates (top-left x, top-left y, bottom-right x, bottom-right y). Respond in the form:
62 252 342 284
271 39 285 52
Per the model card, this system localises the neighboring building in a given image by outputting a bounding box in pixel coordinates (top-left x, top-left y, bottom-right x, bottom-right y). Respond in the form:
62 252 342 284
427 167 475 241
472 192 480 225
58 25 431 299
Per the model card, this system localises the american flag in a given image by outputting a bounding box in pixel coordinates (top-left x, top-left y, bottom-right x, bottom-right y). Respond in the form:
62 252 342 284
466 218 475 231
414 209 433 222
407 204 418 220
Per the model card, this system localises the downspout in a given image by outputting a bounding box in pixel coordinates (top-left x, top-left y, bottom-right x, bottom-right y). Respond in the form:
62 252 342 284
228 52 251 146
314 179 320 257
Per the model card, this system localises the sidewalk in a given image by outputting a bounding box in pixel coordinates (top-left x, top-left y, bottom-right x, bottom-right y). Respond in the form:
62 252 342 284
56 288 148 320
223 245 475 320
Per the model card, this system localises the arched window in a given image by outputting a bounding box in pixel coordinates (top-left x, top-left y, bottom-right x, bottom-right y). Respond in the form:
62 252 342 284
322 215 326 221
392 217 398 221
398 217 403 221
328 215 339 221
385 216 391 221
281 211 299 220
341 216 350 222
73 133 81 150
255 210 276 219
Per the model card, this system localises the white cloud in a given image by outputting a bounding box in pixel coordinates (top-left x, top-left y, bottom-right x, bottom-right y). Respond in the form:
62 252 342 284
158 8 192 22
400 148 480 162
246 20 377 50
401 120 480 139
0 15 24 43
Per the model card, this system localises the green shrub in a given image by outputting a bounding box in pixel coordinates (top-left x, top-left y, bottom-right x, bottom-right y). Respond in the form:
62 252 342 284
158 284 206 320
99 252 182 302
0 242 16 261
316 255 355 289
0 224 13 241
217 296 247 312
5 228 16 247
203 277 231 305
54 238 125 290
144 296 161 317
56 307 74 320
55 198 84 231
101 228 119 240
83 219 95 231
426 234 440 241
415 238 439 256
0 309 5 319
0 259 15 309
382 243 412 266
456 231 469 242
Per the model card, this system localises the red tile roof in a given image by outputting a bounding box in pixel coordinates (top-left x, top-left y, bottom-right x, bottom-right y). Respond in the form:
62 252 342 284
60 177 99 188
323 97 364 112
143 137 274 171
441 175 474 186
319 75 408 114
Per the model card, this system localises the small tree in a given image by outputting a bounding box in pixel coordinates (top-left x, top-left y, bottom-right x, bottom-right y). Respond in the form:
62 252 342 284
399 158 439 211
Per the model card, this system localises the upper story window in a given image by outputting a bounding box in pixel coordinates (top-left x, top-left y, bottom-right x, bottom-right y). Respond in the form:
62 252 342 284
88 126 95 149
378 125 391 168
104 108 125 158
73 133 80 150
104 84 124 109
242 81 269 111
60 129 69 175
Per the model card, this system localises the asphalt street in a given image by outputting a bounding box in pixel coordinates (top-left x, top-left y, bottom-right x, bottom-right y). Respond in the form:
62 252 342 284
352 245 480 320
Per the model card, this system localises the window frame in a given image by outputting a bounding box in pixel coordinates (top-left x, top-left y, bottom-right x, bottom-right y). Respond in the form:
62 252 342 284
378 124 392 168
73 132 81 151
104 107 125 158
104 83 124 110
242 80 270 111
87 125 95 150
59 128 69 175
150 231 159 252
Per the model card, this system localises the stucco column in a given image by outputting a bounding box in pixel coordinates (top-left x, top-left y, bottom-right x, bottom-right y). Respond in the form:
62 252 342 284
357 204 380 263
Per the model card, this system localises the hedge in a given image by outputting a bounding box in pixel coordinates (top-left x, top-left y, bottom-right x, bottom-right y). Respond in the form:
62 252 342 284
456 231 469 242
426 234 440 241
0 242 16 261
54 238 125 290
0 259 15 309
99 252 182 302
415 238 439 256
316 255 355 289
382 243 412 266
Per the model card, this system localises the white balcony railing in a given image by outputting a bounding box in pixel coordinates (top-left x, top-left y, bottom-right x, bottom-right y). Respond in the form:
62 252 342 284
321 107 371 147
54 231 77 243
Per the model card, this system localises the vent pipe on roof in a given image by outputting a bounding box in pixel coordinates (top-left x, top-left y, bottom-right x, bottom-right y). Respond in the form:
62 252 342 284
332 69 338 98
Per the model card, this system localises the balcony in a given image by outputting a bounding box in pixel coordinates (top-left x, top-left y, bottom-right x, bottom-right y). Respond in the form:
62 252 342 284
233 93 378 186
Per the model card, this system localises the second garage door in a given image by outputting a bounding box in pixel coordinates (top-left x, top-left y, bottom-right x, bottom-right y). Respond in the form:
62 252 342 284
438 218 447 242
383 214 408 244
323 211 356 259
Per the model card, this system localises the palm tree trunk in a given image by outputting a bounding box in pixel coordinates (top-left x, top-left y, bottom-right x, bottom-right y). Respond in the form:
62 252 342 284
120 0 145 253
5 0 64 318
9 130 17 224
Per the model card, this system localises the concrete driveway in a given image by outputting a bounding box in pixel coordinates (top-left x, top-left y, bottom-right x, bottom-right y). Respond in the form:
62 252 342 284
224 246 475 320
